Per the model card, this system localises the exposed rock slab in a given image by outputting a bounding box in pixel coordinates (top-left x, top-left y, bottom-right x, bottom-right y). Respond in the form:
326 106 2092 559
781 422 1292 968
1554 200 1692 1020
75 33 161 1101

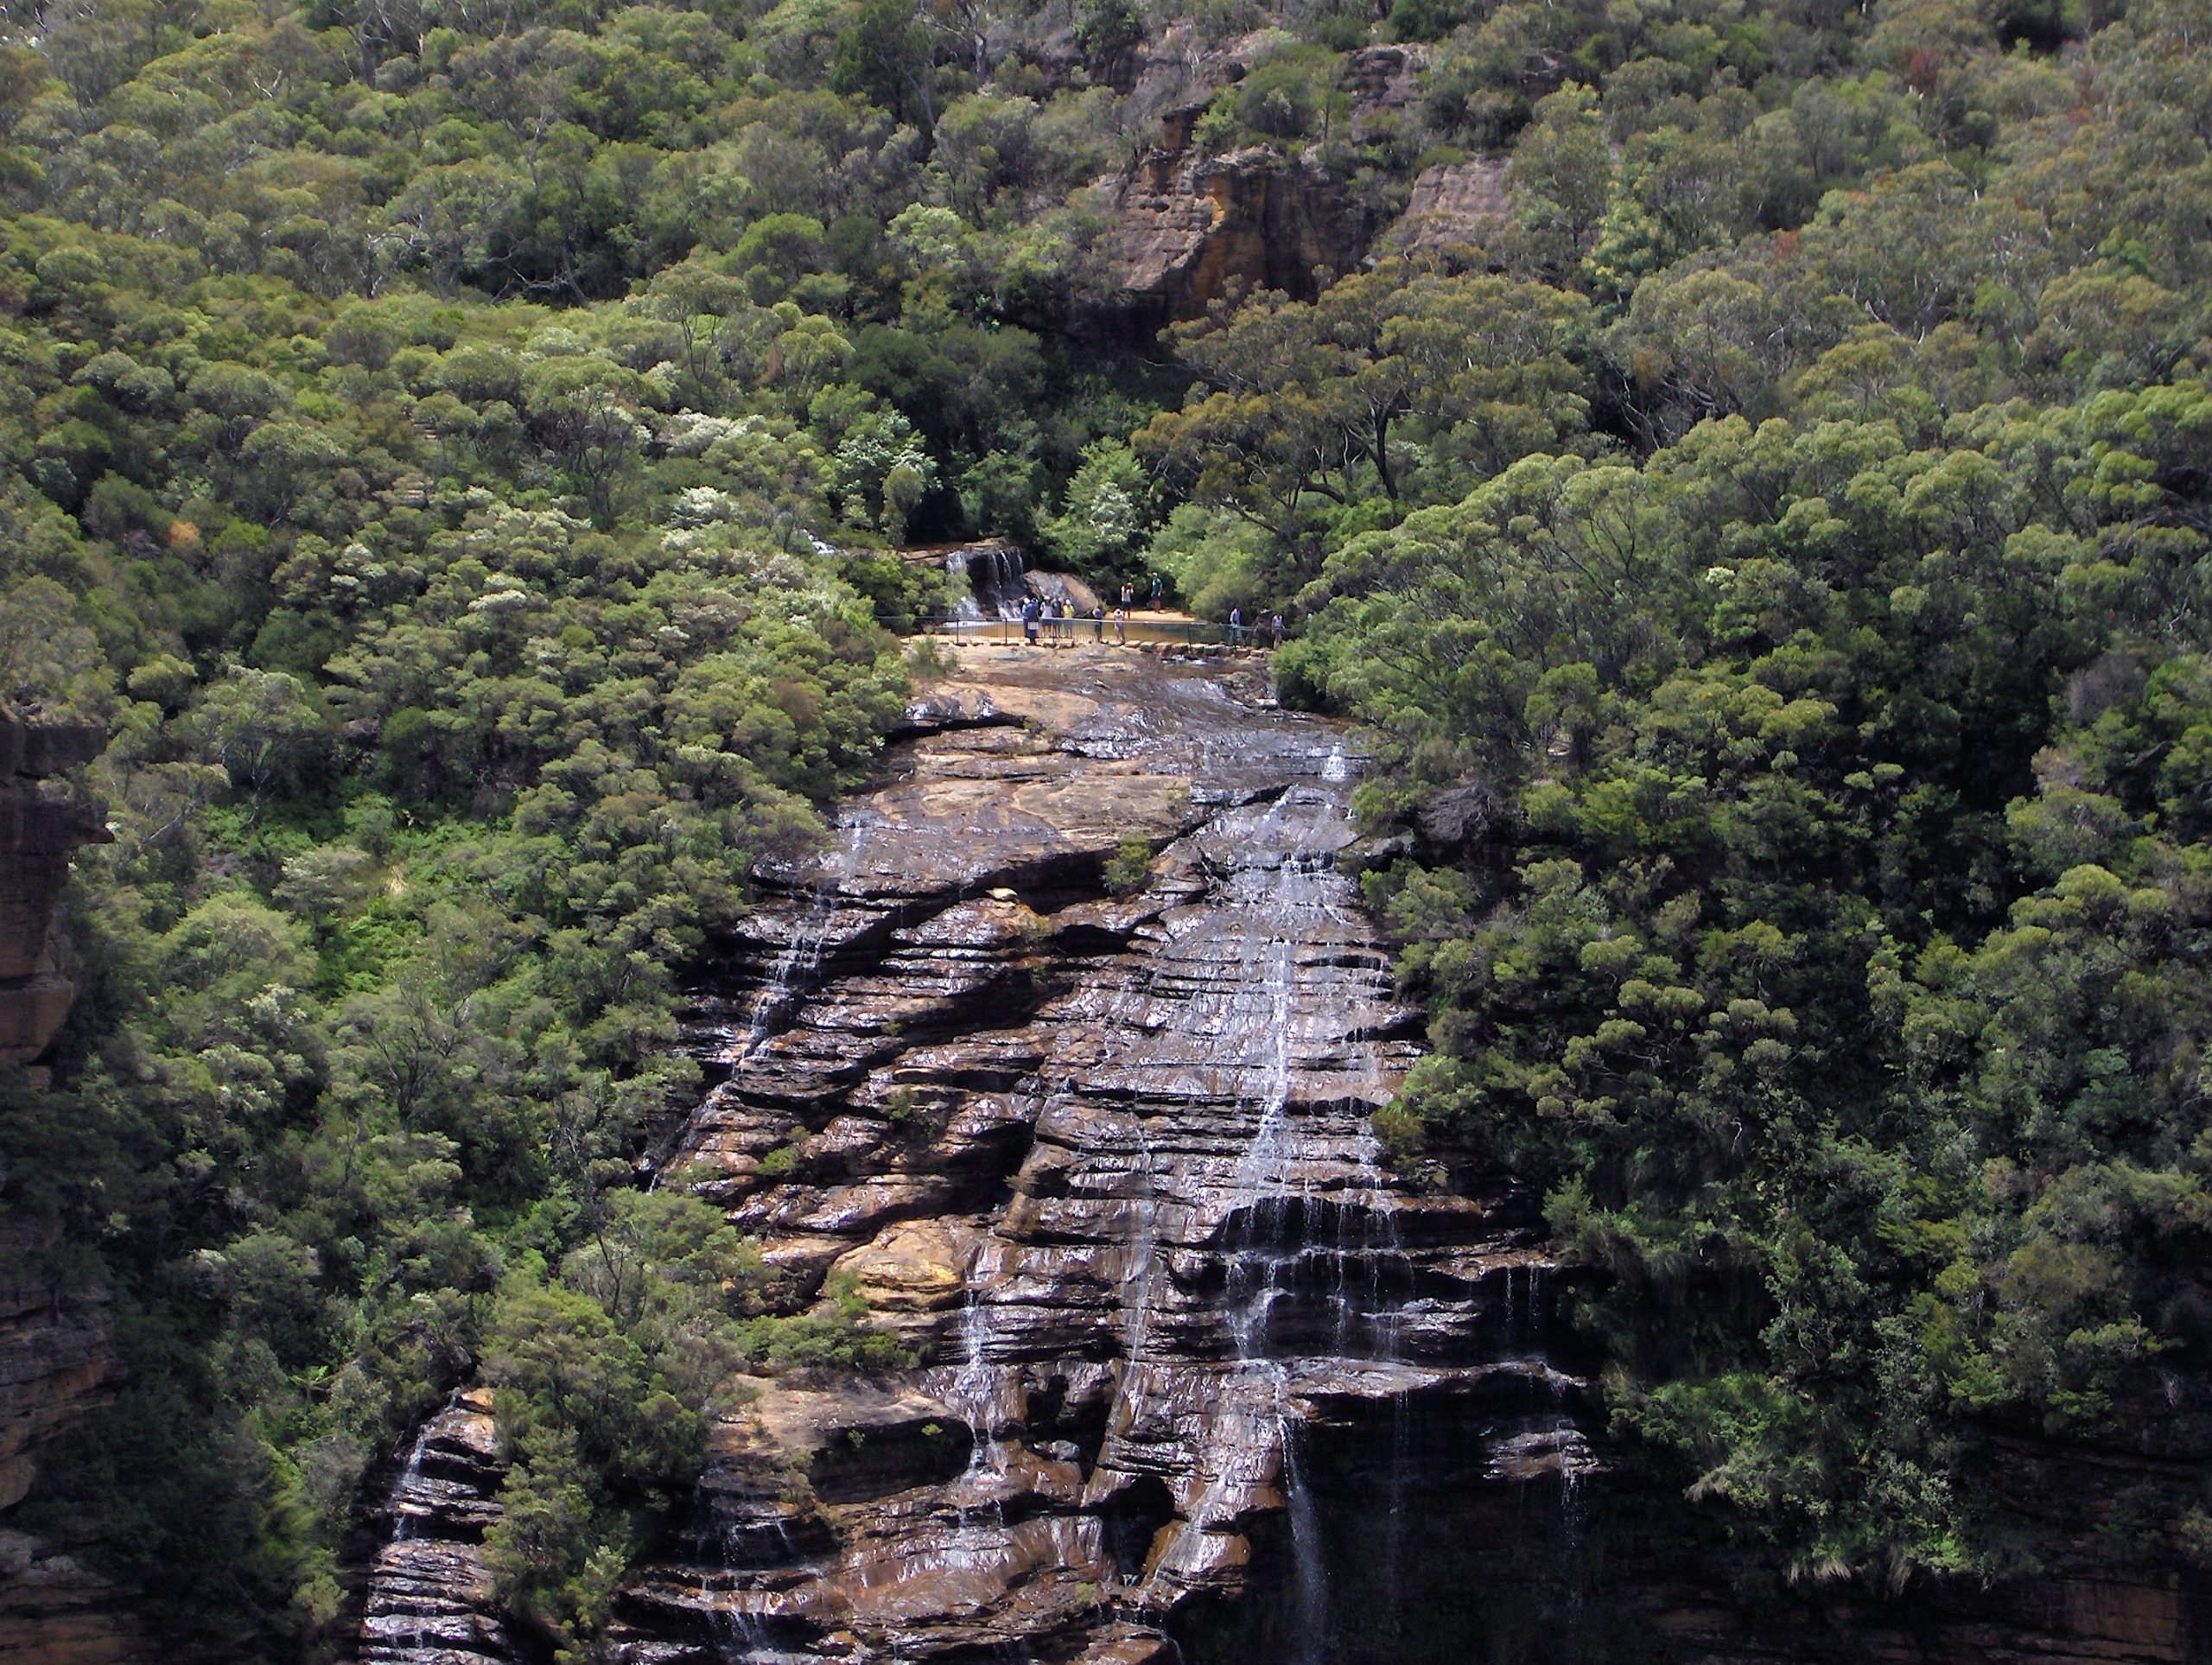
0 1530 139 1665
361 1389 518 1665
1105 142 1372 333
1089 36 1452 334
0 1235 112 1517
1385 157 1512 251
1342 44 1430 138
598 646 1589 1662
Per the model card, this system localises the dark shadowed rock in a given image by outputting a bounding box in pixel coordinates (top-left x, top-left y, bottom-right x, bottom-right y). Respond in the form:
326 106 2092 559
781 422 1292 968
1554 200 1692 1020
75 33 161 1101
0 711 107 1068
0 715 126 1665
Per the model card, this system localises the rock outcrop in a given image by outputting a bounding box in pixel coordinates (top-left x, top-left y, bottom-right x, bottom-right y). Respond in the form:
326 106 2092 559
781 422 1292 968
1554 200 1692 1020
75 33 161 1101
0 710 106 1075
1105 138 1374 334
0 1248 111 1516
1384 157 1512 251
361 1389 518 1665
1094 39 1442 335
899 540 1031 621
359 645 1593 1664
0 1529 137 1665
608 645 1590 1663
0 714 131 1665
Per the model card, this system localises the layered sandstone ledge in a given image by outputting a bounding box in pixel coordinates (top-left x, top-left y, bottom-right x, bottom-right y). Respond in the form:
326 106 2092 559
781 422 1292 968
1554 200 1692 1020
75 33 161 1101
616 643 1583 1660
360 643 1587 1665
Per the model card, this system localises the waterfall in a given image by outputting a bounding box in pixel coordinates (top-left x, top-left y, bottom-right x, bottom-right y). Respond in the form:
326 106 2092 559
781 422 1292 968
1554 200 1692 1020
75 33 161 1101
713 1604 771 1665
945 550 982 622
360 1389 519 1665
390 1420 432 1542
736 810 875 1060
945 543 1028 620
562 652 1592 1665
1280 1402 1328 1665
949 1285 1011 1499
739 898 830 1058
1139 791 1352 1644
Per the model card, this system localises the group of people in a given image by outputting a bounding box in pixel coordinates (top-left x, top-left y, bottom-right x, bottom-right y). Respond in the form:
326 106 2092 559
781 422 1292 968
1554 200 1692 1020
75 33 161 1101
1020 594 1099 646
1014 583 1286 651
1226 606 1288 648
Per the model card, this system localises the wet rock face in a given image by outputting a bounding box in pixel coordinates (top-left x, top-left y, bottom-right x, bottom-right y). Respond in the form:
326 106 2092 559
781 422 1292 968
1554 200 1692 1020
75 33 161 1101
612 646 1593 1662
361 1389 518 1665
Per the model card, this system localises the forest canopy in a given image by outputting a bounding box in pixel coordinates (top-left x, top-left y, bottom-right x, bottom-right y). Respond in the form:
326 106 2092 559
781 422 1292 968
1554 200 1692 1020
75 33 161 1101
2 0 2209 1650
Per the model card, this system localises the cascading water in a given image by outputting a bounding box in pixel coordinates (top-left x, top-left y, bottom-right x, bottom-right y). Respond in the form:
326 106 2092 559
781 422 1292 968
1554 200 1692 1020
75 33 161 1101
738 810 877 1058
945 1276 1016 1521
361 653 1598 1665
1128 791 1376 1649
359 1389 516 1665
689 1495 818 1664
1280 1407 1328 1665
391 1420 432 1542
944 543 1028 621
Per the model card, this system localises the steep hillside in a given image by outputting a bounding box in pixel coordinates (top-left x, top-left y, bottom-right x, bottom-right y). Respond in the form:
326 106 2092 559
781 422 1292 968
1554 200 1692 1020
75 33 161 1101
2 0 2211 1655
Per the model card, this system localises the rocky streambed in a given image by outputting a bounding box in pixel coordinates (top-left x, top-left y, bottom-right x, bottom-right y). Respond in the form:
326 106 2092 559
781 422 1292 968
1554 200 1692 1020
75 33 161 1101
362 645 1595 1665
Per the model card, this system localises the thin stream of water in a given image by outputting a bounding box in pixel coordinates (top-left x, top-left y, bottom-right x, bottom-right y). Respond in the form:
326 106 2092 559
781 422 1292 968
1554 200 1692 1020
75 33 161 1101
738 812 877 1059
390 1419 432 1542
1144 790 1347 1648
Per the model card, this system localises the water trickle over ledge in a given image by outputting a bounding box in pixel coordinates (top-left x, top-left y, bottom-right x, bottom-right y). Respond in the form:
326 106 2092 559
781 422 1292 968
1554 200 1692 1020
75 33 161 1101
362 645 1601 1665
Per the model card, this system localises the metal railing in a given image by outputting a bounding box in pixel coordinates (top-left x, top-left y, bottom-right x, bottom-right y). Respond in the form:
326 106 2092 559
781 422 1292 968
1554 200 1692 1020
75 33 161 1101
900 613 1281 651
